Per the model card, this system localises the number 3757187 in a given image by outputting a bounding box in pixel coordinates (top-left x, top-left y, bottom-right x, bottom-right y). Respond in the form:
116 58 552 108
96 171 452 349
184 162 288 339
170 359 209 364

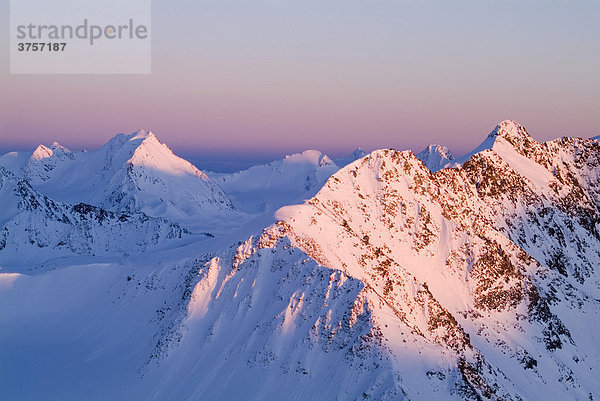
17 42 67 51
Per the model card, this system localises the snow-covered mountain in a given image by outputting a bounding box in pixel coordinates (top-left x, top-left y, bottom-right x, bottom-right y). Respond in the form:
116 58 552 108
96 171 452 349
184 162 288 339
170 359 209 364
0 166 190 267
270 120 600 399
1 130 234 221
2 120 600 400
145 119 600 399
445 120 539 169
416 144 455 172
0 141 78 184
24 142 78 184
210 149 339 213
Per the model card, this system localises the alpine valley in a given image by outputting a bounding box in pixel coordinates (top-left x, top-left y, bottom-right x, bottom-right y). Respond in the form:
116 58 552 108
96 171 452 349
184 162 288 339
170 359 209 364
1 121 600 400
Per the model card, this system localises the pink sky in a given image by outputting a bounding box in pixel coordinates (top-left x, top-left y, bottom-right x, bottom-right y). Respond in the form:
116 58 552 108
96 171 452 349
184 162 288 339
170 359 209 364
1 1 599 158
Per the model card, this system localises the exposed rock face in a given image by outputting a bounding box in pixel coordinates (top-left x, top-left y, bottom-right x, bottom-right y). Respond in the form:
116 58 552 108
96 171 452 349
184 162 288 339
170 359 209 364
261 121 600 399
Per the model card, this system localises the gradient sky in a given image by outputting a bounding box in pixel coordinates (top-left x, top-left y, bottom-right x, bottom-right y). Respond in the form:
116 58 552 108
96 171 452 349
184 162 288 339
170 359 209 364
1 0 599 160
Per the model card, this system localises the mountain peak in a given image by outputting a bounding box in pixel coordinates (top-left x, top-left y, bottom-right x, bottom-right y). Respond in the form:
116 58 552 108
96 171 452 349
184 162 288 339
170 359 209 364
50 142 73 157
320 154 334 167
334 147 367 167
98 130 170 166
126 129 160 146
416 144 455 172
447 120 539 169
31 142 73 160
488 120 533 142
426 144 450 153
350 147 366 158
104 130 160 152
124 132 209 181
283 150 335 168
31 144 53 161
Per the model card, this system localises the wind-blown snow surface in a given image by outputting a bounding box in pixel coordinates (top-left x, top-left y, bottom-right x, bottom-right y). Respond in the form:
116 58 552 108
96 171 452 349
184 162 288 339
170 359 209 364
2 121 600 400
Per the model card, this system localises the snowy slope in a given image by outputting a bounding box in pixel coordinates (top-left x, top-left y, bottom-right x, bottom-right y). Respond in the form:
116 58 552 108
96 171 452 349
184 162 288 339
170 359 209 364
0 166 190 267
142 233 403 401
0 151 30 173
210 150 339 213
416 144 455 172
0 256 211 400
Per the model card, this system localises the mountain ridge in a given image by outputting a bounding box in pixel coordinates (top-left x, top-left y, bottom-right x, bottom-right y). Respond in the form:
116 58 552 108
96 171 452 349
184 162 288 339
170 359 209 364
2 120 600 400
2 130 236 221
0 166 190 267
270 122 600 399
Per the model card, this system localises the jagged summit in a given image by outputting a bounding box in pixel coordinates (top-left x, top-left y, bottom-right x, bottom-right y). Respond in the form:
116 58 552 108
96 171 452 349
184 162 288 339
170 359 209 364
104 130 200 177
416 144 454 172
88 129 199 180
82 130 234 217
103 129 161 157
446 120 540 169
103 129 158 147
124 131 209 180
273 127 600 399
23 142 76 184
105 129 157 144
487 120 532 140
49 141 71 152
485 119 539 152
30 142 73 161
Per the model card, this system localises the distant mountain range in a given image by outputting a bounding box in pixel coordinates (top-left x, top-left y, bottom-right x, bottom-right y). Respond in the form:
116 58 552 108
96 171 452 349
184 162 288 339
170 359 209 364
1 121 599 400
1 130 234 220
